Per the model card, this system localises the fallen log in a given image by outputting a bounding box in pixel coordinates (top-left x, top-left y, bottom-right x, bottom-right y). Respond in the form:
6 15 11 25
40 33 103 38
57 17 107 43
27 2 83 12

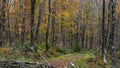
0 59 55 68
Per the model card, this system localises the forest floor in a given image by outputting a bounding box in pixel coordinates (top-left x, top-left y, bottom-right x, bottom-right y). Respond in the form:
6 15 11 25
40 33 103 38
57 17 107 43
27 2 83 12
48 53 90 68
0 47 120 68
48 52 120 68
46 50 120 68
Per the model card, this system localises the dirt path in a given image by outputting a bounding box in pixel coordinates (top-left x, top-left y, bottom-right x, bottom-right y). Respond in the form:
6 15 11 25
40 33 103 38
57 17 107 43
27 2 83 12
48 54 85 68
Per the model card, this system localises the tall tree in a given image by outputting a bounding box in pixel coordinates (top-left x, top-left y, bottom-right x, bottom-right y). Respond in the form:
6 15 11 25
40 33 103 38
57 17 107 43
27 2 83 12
109 0 117 68
30 0 35 50
46 0 51 51
6 0 12 47
0 0 6 47
34 1 45 42
102 0 107 64
50 1 56 46
20 0 25 46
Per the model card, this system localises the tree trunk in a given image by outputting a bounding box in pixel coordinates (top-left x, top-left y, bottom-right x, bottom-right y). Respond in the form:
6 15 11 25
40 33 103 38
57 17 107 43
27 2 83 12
6 0 12 47
34 1 45 42
60 17 64 48
81 28 85 50
102 0 108 64
20 0 25 46
0 0 6 47
110 0 117 68
90 31 93 50
30 0 35 50
46 0 51 51
50 1 56 46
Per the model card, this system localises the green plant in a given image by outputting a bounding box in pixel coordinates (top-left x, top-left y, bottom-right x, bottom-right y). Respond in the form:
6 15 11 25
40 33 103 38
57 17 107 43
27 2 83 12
73 42 81 52
77 57 88 68
34 43 39 53
23 42 30 51
56 47 65 53
55 46 73 54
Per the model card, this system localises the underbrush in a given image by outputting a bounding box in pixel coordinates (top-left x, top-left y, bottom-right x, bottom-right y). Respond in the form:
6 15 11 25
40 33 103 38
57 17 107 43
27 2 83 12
0 47 35 62
76 52 93 68
0 43 74 63
85 51 120 68
0 45 119 68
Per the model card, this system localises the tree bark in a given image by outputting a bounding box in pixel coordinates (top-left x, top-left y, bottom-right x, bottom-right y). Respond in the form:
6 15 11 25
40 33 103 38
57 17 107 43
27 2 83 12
110 0 117 68
60 17 64 48
46 0 51 51
6 0 12 47
34 1 45 42
50 1 56 46
0 0 6 47
30 0 35 50
20 0 25 46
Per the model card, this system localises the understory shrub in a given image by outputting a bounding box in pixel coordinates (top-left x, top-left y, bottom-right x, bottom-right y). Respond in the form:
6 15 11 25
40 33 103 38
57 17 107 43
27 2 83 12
73 42 81 52
23 42 30 51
